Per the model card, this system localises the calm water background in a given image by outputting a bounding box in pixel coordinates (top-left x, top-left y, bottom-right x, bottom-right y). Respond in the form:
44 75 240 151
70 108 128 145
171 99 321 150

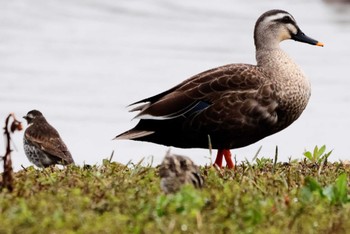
1 0 350 171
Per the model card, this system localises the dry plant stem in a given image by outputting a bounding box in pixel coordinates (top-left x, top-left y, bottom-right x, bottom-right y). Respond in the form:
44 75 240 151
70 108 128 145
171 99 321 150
1 113 22 192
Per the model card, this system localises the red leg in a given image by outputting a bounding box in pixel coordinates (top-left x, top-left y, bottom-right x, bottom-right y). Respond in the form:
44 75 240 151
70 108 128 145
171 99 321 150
214 149 224 168
223 150 234 169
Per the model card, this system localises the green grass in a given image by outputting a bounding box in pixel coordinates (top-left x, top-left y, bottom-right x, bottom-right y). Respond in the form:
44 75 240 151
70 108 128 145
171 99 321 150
1 155 350 234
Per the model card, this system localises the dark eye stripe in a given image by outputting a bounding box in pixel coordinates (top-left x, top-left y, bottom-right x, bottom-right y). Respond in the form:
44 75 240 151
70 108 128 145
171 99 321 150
282 16 294 24
274 16 295 25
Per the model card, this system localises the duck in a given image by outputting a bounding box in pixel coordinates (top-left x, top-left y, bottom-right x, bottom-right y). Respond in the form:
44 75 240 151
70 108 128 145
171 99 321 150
115 9 323 169
159 152 204 194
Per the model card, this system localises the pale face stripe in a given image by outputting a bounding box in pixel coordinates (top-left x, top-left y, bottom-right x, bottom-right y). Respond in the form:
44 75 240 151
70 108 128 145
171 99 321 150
286 23 298 35
263 13 295 23
262 12 298 35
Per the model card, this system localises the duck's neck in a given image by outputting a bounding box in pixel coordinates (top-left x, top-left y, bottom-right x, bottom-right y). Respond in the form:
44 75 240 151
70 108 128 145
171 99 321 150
255 46 303 80
255 45 311 120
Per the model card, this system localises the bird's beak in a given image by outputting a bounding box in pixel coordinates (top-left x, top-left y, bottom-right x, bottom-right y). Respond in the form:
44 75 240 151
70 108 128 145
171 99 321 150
292 29 324 47
23 116 28 121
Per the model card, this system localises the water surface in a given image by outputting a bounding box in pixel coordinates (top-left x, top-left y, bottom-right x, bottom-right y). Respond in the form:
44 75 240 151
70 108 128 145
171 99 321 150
1 0 349 170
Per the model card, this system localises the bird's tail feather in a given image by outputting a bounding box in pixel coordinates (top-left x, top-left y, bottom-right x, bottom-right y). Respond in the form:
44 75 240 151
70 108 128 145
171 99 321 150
114 130 154 140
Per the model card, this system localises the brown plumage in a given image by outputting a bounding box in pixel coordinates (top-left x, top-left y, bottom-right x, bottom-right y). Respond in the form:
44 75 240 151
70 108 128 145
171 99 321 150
23 110 74 167
115 9 323 168
159 152 204 194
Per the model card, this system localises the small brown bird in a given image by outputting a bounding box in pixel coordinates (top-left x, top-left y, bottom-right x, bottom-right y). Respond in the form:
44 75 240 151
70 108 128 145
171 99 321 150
23 110 74 167
115 9 323 169
159 152 204 194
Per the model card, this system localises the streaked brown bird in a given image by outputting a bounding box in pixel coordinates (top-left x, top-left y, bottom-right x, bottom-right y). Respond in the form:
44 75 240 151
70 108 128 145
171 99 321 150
159 152 204 194
115 9 323 169
23 110 74 167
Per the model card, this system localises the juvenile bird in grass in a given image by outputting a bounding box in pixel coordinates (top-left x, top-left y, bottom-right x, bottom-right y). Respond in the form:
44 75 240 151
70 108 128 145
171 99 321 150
23 110 74 168
159 152 204 194
115 9 323 169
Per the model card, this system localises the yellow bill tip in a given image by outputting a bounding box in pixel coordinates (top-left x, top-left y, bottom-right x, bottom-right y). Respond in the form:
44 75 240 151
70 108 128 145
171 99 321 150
316 42 324 47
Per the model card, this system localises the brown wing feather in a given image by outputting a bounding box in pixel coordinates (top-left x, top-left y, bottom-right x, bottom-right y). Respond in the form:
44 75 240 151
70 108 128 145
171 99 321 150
116 63 280 148
135 64 271 119
25 124 74 164
189 83 279 134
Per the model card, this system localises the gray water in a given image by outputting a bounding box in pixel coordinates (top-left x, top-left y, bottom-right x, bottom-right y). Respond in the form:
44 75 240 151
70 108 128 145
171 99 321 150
1 0 350 171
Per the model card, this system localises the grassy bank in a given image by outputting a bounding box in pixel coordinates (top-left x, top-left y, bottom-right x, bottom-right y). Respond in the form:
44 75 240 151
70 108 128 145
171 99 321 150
0 154 350 234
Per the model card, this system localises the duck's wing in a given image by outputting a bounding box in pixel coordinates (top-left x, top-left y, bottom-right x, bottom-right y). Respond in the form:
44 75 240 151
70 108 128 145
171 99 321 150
130 63 274 121
116 63 279 141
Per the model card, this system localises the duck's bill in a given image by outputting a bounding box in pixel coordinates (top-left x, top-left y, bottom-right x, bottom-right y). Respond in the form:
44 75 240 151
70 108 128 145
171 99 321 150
292 30 324 47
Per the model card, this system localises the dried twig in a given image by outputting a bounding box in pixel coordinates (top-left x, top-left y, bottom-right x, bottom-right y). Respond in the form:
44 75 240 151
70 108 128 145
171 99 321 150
1 113 22 192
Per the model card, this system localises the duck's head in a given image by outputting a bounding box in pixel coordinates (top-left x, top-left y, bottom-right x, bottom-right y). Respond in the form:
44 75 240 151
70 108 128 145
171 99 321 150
254 9 324 50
